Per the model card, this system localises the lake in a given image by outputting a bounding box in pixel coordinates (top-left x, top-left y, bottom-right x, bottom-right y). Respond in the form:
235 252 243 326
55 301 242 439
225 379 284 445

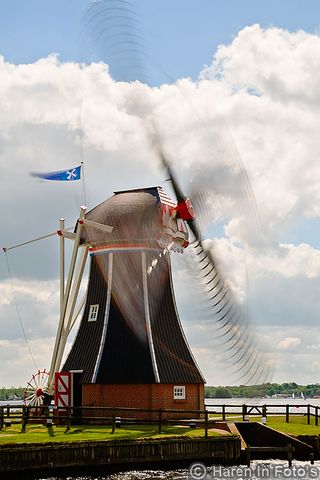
39 460 320 479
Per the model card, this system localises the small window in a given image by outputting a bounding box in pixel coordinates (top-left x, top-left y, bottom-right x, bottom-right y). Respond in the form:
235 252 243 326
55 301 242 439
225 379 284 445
174 386 186 400
88 304 99 322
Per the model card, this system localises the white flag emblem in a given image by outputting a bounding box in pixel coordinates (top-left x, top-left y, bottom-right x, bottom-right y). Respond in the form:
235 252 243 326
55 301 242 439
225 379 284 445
66 169 77 180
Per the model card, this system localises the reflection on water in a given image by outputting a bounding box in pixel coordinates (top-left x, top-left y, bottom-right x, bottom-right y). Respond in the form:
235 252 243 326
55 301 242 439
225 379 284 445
40 472 187 480
87 471 186 479
41 461 320 479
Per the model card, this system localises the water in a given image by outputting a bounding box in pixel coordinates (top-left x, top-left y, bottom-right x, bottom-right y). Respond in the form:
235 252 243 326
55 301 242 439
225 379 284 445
0 400 23 406
206 397 320 414
206 397 320 407
39 461 320 479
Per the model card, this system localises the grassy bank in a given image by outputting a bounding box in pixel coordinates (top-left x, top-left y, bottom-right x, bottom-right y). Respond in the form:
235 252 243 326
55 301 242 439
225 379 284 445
210 413 320 435
1 415 319 445
0 423 224 444
267 415 320 435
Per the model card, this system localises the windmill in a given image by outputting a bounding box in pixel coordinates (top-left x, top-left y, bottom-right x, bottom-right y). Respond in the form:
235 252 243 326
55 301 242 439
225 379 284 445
61 186 205 414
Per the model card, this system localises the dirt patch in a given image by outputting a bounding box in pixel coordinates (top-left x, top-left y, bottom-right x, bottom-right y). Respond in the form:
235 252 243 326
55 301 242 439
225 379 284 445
209 428 232 435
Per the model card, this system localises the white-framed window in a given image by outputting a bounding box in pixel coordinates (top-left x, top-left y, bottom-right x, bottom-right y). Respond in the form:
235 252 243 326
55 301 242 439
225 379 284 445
88 304 99 322
173 385 186 400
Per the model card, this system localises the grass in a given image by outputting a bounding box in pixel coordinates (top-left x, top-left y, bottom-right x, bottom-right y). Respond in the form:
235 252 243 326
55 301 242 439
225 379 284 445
210 412 320 436
1 414 319 445
0 423 223 445
266 415 320 436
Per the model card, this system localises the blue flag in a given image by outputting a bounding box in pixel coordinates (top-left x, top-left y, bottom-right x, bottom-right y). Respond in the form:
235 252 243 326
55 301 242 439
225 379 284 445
31 165 81 181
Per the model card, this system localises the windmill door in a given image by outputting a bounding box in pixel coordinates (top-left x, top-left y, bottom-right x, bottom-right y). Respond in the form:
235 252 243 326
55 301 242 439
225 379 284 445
54 372 71 412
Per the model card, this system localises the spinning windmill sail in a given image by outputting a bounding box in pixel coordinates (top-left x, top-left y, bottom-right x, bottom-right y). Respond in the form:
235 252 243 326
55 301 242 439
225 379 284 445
80 0 272 386
159 154 272 385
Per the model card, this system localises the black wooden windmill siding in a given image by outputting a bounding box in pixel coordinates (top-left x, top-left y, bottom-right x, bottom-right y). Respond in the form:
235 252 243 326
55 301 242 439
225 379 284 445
63 187 205 388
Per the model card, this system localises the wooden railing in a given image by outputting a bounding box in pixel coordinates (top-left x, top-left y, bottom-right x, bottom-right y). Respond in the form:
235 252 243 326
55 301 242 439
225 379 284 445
205 402 320 425
1 402 319 434
0 404 211 436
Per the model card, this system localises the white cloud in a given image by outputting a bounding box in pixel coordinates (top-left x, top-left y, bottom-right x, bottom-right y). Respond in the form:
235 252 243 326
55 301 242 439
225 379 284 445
0 337 53 387
278 337 302 350
201 25 320 241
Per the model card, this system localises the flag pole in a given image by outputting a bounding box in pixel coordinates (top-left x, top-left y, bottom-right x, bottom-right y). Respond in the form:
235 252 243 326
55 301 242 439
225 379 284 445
79 110 88 207
81 161 87 207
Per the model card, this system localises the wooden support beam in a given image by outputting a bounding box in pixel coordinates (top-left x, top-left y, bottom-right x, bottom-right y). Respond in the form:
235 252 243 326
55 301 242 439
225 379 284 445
58 229 76 240
81 218 113 233
54 247 88 376
48 206 86 393
59 219 65 317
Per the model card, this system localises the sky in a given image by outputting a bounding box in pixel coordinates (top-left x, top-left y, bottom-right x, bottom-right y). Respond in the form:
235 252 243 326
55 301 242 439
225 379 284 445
1 1 320 388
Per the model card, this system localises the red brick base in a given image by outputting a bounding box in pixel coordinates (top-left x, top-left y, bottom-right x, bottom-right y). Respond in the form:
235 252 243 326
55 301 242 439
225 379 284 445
82 383 205 418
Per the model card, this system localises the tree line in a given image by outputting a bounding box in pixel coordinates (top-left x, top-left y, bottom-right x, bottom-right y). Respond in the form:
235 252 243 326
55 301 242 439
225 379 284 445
2 382 320 401
0 387 25 401
205 382 320 398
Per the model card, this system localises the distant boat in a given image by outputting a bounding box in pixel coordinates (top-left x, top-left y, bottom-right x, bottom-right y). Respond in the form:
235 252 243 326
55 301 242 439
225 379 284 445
300 392 305 400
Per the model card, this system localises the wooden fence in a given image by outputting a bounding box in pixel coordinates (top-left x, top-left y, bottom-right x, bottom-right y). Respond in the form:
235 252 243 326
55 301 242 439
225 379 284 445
205 403 320 425
0 404 211 436
1 402 319 434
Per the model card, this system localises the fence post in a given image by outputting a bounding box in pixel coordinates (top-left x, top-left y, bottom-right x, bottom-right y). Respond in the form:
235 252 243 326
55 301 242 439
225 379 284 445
262 405 267 419
288 443 293 467
286 404 289 423
158 408 162 434
66 406 71 431
205 410 209 438
46 405 53 428
245 445 250 466
242 404 247 421
0 406 3 430
222 404 226 421
21 405 28 433
316 406 318 427
4 404 11 427
111 409 116 434
307 404 311 425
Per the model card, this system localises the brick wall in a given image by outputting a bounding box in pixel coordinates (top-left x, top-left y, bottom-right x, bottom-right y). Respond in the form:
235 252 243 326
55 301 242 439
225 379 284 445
82 383 205 418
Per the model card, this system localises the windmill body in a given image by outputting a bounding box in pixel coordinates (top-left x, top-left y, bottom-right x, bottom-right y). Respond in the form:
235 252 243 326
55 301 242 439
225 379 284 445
63 187 205 415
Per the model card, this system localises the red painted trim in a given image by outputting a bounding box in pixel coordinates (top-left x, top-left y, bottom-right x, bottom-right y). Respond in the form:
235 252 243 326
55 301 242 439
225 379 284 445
90 244 157 252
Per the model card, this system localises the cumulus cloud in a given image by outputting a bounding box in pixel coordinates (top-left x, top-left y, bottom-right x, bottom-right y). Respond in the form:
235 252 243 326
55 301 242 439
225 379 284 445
278 337 302 350
0 279 60 340
2 24 320 385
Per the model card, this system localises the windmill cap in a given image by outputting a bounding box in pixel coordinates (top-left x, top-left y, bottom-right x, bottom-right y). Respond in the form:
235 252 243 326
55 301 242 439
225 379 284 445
80 187 167 247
